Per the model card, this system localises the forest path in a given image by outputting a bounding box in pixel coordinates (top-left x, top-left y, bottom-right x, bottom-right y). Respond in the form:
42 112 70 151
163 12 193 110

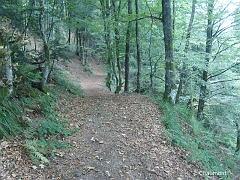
0 57 205 180
40 57 203 180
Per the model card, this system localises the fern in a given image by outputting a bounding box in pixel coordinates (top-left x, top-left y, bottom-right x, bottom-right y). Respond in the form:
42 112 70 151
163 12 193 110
17 63 42 81
0 99 23 138
23 139 49 164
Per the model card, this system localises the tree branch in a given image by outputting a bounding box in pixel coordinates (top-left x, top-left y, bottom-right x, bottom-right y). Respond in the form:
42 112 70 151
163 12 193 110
211 78 240 84
208 62 240 80
126 15 162 23
212 40 240 61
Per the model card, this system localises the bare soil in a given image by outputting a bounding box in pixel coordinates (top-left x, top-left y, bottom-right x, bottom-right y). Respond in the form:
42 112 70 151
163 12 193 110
1 57 209 180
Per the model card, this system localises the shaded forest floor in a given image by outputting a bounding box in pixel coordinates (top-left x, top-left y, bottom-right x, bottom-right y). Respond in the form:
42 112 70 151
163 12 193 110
1 57 212 179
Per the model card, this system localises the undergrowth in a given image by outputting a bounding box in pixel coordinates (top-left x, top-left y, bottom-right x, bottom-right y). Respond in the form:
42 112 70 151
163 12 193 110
0 98 23 138
53 69 82 96
149 95 240 180
0 69 80 167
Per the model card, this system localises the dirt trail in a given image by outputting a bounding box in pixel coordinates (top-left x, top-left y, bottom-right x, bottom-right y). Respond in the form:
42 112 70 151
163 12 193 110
41 58 203 180
1 58 205 180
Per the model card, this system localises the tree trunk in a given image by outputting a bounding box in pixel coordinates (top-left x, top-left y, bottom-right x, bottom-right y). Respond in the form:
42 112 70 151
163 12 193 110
112 0 123 94
68 28 71 44
80 28 86 66
5 53 13 95
39 0 51 91
162 0 176 103
236 122 240 152
197 0 214 120
76 28 79 56
149 19 154 89
172 0 175 37
135 0 141 93
100 0 113 91
175 0 196 104
124 0 132 93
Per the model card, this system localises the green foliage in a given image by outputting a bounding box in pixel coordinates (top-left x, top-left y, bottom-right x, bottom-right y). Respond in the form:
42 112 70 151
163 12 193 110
25 119 74 140
21 91 77 165
0 78 78 165
83 66 93 74
23 139 49 165
23 135 71 165
0 98 23 138
23 118 74 165
150 94 240 180
53 69 82 96
17 63 42 81
14 83 40 98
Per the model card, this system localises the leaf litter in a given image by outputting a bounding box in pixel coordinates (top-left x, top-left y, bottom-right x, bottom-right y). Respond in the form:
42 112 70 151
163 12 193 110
0 58 215 180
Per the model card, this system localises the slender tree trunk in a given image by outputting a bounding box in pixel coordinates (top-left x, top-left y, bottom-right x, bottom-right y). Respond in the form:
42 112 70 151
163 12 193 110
197 0 214 120
124 0 132 93
34 37 37 52
114 28 122 94
76 28 79 56
68 28 71 44
172 0 175 37
162 0 176 103
236 122 240 152
79 33 84 62
175 0 196 104
149 19 154 89
135 0 141 93
5 53 13 95
80 28 86 66
33 0 37 52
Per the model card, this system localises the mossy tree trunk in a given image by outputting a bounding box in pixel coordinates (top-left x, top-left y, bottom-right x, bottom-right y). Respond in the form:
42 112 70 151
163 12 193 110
162 0 176 103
